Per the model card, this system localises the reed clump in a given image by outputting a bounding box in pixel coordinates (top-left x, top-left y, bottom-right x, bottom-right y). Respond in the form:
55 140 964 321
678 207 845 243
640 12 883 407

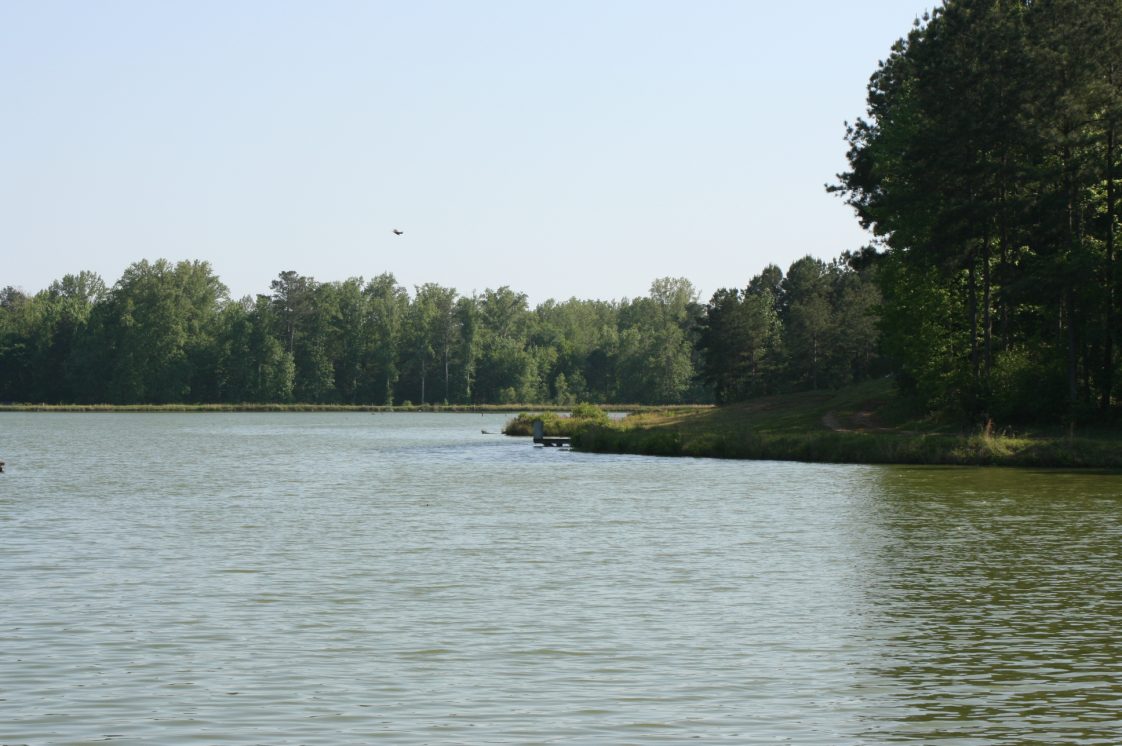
502 403 610 436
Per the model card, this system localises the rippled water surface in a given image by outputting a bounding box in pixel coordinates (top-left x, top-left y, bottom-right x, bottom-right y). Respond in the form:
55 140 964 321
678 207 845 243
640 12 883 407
2 413 1122 744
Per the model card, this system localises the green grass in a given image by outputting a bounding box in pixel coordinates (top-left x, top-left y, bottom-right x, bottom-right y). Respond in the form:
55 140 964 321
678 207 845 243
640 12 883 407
566 379 1122 468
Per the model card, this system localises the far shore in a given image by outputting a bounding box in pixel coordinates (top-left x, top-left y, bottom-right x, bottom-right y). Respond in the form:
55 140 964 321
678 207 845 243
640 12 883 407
9 392 1119 470
0 402 710 414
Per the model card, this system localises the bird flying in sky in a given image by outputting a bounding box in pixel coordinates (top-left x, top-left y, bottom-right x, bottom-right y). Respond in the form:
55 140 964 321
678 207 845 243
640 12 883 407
392 229 403 236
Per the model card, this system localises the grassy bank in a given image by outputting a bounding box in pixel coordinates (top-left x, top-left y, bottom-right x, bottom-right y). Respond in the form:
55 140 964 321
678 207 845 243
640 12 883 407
564 380 1122 468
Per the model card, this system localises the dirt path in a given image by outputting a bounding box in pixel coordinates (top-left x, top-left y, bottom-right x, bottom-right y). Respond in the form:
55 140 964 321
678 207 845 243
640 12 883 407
821 412 844 431
822 408 918 435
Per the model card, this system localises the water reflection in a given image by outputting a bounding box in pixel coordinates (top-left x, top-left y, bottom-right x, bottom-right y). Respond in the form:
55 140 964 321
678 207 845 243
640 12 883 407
850 467 1122 742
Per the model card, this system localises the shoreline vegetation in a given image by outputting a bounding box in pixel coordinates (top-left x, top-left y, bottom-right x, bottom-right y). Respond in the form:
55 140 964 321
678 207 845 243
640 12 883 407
6 383 1118 468
506 381 1122 469
0 402 706 414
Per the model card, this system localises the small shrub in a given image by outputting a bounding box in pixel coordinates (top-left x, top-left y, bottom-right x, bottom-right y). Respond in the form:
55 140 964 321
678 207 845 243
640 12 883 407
570 402 609 423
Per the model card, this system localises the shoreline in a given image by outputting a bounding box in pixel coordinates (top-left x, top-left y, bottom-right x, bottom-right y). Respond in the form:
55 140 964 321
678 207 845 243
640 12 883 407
8 395 1117 469
567 424 1122 469
0 402 710 414
514 381 1122 469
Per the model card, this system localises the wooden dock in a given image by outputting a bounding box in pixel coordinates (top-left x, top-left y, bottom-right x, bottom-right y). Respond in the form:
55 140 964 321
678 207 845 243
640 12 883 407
532 419 571 448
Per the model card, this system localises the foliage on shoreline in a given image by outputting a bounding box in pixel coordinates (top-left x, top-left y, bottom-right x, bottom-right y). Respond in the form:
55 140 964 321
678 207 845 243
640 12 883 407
503 403 647 436
0 402 686 414
565 380 1122 468
574 426 1122 468
831 0 1122 422
0 403 520 413
0 266 712 408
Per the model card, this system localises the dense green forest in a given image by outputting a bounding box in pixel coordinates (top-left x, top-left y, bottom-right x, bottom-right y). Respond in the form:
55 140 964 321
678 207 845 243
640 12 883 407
0 256 877 406
832 0 1122 423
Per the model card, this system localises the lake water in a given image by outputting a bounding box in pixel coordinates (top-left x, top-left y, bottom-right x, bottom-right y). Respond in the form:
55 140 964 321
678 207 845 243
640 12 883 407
2 412 1121 744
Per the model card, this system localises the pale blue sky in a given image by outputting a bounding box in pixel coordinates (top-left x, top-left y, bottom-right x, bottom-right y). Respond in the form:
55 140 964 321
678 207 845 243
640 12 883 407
2 1 935 304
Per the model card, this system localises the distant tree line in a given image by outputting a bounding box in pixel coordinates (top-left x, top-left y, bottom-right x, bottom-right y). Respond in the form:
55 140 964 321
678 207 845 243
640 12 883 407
832 0 1122 423
0 254 881 406
0 261 706 405
695 253 883 403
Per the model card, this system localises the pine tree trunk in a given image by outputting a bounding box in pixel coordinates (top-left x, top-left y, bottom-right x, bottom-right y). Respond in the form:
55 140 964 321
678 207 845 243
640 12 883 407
968 252 979 384
1066 288 1078 408
1102 124 1116 411
1064 141 1079 412
1000 207 1010 353
983 232 992 378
